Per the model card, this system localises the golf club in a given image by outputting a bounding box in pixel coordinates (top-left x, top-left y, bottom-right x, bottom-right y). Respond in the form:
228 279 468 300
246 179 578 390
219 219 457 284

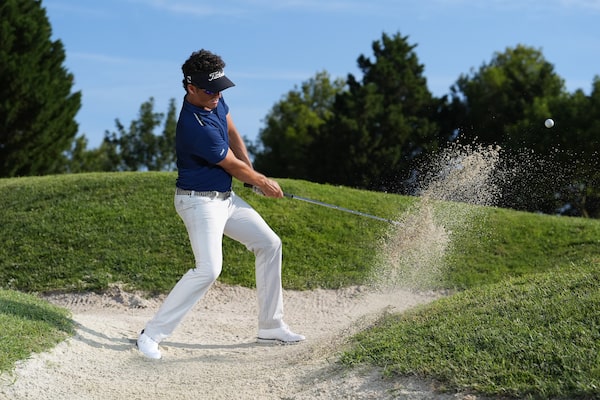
244 183 400 225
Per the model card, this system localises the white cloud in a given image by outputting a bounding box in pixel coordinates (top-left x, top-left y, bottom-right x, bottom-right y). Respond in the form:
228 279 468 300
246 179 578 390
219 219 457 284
559 0 600 11
43 1 114 18
433 0 600 12
125 0 248 17
71 52 138 65
240 0 364 12
125 0 389 17
232 68 315 82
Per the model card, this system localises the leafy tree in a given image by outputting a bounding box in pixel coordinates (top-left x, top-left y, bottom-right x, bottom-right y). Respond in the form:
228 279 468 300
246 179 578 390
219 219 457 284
449 45 564 148
0 0 81 177
103 97 177 171
253 71 345 178
447 45 600 217
306 33 441 191
65 136 98 173
545 78 600 217
157 98 177 171
64 135 120 173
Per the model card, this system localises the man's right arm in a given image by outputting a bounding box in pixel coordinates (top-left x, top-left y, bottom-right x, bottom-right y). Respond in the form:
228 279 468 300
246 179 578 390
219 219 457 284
217 149 283 198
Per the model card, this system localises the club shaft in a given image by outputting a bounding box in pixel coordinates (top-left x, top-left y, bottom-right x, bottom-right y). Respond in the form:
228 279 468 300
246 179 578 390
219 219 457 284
243 183 397 225
284 193 398 224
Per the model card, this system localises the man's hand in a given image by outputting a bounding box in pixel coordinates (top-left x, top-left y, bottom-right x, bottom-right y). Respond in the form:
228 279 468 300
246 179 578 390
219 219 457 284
257 179 283 198
245 182 283 198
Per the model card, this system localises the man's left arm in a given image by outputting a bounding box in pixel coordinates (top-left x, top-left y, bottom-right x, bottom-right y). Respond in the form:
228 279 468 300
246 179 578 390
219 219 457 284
227 113 253 168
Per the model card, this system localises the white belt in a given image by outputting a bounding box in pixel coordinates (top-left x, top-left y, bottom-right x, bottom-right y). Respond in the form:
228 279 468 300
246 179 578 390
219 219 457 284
175 188 231 199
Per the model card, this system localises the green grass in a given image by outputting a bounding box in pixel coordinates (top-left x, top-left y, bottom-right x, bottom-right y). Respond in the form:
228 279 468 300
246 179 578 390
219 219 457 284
446 207 600 288
1 171 600 398
0 172 409 293
341 265 600 398
0 289 74 372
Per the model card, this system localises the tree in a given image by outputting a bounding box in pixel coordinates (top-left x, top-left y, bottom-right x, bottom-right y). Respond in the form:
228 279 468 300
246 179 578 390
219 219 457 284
64 135 120 173
308 32 441 191
102 97 177 172
449 45 564 148
446 45 600 217
0 0 81 177
545 78 600 217
253 71 345 178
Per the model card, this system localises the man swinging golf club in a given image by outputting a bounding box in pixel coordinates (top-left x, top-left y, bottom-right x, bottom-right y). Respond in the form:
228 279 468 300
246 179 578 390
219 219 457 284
136 49 305 359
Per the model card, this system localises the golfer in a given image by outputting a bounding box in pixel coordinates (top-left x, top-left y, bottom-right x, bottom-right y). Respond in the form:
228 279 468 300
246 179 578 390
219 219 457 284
136 49 305 359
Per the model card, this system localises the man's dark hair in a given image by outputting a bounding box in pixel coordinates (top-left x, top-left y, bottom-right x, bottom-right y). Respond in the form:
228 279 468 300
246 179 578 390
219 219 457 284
181 49 226 89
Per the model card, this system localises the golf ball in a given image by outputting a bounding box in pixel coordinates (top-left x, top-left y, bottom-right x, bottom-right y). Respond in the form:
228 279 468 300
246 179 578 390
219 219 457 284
545 118 554 128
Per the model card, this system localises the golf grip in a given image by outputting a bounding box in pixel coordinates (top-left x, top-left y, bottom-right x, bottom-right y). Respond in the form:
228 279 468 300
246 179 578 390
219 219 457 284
243 183 293 198
244 183 294 199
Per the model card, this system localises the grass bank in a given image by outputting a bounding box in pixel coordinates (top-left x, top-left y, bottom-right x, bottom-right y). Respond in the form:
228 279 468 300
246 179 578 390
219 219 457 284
341 265 600 398
0 289 73 372
0 172 409 293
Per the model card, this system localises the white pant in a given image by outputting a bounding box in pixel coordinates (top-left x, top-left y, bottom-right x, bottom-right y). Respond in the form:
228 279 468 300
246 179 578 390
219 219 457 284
143 191 285 342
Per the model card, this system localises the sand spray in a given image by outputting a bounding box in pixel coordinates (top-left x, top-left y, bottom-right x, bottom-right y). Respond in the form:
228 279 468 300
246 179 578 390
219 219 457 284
369 142 504 291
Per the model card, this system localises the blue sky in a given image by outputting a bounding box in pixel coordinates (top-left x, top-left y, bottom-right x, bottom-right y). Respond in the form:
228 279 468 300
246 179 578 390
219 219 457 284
44 0 600 149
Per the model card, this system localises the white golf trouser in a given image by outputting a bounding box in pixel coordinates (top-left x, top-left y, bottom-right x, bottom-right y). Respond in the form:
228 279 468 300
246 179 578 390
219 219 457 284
143 191 284 343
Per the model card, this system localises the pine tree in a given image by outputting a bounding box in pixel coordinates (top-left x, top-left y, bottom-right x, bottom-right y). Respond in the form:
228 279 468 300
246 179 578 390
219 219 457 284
0 0 81 177
309 32 440 191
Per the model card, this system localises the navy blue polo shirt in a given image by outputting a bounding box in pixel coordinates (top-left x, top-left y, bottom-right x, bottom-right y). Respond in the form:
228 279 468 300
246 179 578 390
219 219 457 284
175 96 231 192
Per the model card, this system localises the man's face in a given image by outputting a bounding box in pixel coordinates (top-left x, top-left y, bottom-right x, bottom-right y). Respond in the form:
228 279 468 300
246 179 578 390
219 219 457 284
186 84 221 110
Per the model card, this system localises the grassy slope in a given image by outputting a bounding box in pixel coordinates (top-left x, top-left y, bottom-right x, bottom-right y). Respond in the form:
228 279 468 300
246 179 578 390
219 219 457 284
1 172 599 397
0 289 74 372
2 172 598 293
342 266 600 398
0 172 412 293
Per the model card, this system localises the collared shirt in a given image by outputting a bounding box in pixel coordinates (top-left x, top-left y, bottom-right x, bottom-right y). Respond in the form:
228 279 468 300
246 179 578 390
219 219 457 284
175 96 231 192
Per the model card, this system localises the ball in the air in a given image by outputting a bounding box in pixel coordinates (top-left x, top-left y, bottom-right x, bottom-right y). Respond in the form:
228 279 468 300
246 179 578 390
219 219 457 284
544 118 554 128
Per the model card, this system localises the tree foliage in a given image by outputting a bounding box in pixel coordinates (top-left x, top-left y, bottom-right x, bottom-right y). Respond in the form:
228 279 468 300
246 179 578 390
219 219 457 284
101 97 177 172
447 45 600 217
0 0 81 177
307 32 441 191
450 45 565 148
547 79 600 217
253 71 344 178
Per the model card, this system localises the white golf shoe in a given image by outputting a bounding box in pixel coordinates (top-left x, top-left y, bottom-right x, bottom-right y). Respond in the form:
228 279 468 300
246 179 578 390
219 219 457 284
257 325 305 344
136 330 161 359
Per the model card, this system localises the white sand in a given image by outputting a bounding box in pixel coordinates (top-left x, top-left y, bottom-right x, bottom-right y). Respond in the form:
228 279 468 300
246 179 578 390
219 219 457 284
0 283 484 400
